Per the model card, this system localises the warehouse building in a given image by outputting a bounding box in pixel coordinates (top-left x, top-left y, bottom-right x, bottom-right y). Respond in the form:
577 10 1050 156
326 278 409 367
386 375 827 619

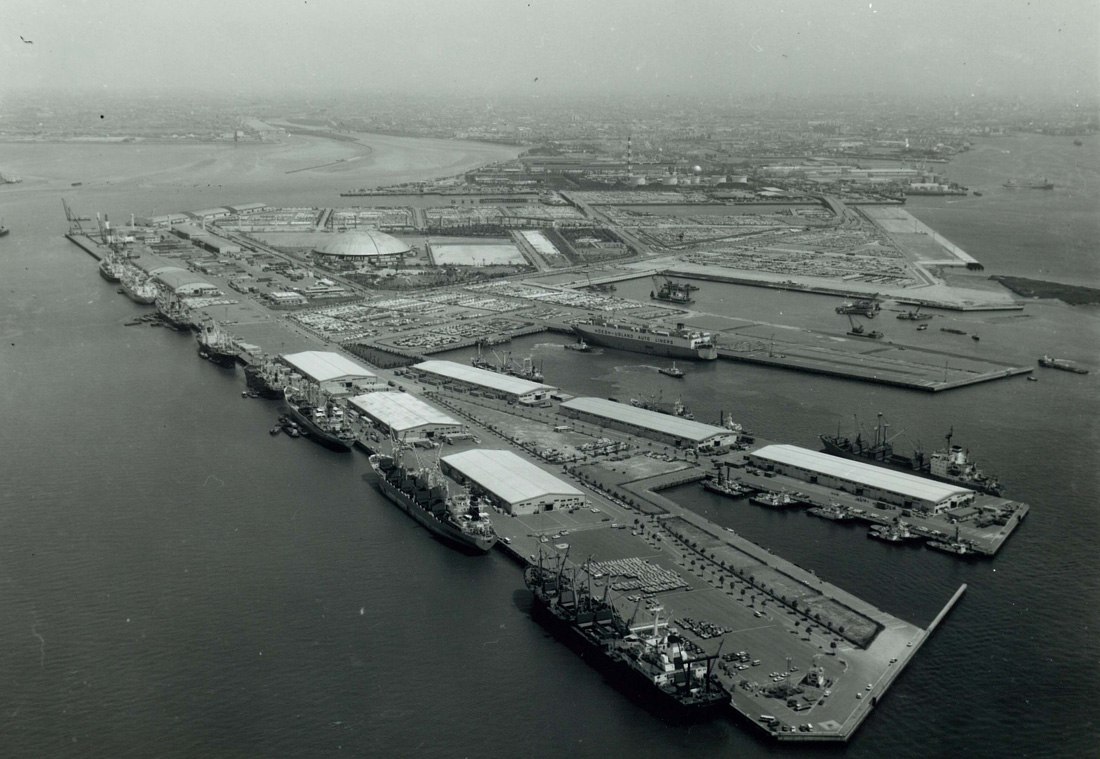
411 360 556 404
348 392 464 442
279 351 381 397
748 444 975 515
147 266 221 297
440 449 584 515
558 397 738 451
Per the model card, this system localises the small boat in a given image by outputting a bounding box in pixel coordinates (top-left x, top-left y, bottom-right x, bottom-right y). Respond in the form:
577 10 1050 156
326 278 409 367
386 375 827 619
269 426 282 436
659 362 684 378
972 335 980 341
564 338 590 352
940 327 967 336
916 324 928 331
1027 376 1038 382
242 391 249 398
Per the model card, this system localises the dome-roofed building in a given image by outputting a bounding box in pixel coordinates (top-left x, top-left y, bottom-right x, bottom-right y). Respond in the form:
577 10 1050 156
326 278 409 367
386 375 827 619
312 230 411 269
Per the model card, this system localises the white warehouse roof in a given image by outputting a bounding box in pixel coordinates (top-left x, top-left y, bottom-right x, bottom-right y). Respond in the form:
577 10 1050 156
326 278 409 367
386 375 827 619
413 360 556 397
348 392 460 433
442 449 581 505
752 444 973 504
282 351 376 383
560 397 730 443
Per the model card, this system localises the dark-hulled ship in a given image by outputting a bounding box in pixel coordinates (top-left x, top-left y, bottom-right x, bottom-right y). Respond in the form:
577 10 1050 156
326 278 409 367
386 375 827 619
820 414 1003 495
524 551 727 719
572 316 718 361
155 289 193 331
368 447 497 553
196 319 238 368
284 389 356 452
244 356 284 399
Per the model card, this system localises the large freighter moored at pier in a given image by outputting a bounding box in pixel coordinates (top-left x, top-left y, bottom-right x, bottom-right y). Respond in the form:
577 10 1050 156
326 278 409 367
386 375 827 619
284 391 356 452
368 448 497 554
572 316 718 360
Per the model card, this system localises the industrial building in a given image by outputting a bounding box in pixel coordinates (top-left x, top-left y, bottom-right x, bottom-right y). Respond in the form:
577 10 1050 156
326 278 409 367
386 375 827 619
411 360 556 404
748 444 975 514
312 230 412 269
440 449 584 515
279 351 381 397
558 397 738 451
348 392 464 442
147 266 220 297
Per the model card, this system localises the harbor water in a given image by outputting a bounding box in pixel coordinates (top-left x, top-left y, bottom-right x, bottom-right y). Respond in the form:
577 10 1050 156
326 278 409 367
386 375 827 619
0 132 1097 757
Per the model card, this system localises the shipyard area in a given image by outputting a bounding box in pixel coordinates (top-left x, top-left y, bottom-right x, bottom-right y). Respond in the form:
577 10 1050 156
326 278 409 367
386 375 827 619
59 163 1049 740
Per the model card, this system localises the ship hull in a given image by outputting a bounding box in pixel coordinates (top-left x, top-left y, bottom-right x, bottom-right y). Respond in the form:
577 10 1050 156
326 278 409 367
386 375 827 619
158 311 193 331
197 344 238 368
122 283 157 305
820 436 1002 496
286 402 353 452
98 262 121 283
371 464 496 554
573 325 717 361
525 590 726 722
244 366 283 399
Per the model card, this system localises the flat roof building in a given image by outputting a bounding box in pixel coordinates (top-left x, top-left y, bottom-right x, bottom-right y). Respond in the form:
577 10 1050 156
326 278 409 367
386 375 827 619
748 444 974 514
559 397 738 450
440 449 584 515
226 203 267 215
187 207 231 220
147 266 220 296
280 351 380 397
349 392 464 441
411 360 556 404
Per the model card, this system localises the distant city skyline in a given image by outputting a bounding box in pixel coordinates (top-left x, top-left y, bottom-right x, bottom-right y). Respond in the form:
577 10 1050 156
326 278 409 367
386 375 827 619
3 0 1097 102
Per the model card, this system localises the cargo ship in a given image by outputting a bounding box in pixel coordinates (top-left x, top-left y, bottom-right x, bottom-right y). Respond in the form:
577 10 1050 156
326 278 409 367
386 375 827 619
702 468 752 499
196 318 239 368
284 390 356 452
98 252 126 283
630 392 694 419
119 267 158 305
1038 355 1088 374
368 447 497 553
155 289 193 331
243 357 284 399
524 551 726 719
1003 178 1054 190
820 415 1002 495
471 345 544 381
904 182 968 196
572 316 718 361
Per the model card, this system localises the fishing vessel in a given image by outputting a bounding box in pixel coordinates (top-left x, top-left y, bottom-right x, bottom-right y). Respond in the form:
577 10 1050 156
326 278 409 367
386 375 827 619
820 414 1003 495
196 318 239 368
524 550 726 718
572 316 718 360
119 266 158 305
1038 355 1088 374
658 362 684 378
368 445 497 553
284 388 356 452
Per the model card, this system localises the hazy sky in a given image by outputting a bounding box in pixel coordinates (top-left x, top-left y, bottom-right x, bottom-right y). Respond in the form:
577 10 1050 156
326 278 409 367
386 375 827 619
4 0 1097 100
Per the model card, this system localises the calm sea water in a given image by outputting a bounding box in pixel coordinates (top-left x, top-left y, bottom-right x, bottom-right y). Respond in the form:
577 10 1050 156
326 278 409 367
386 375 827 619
0 133 1097 758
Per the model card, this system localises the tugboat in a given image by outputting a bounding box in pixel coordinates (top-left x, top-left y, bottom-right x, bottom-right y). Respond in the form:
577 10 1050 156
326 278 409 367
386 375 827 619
196 318 238 367
820 415 1003 495
563 337 590 352
916 324 928 331
368 443 497 553
284 387 356 452
524 550 727 719
658 362 684 378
